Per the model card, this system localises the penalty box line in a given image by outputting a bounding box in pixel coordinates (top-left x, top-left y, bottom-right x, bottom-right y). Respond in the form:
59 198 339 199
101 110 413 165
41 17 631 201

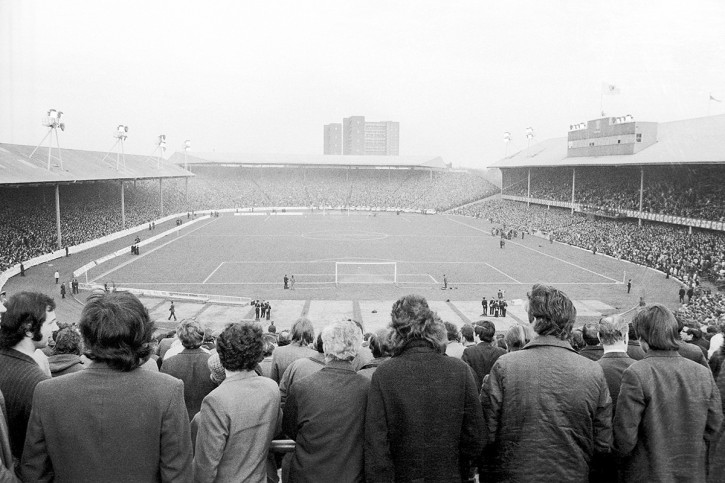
444 215 620 283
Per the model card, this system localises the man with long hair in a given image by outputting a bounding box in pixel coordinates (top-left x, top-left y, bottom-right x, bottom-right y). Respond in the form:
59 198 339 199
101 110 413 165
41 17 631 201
365 294 484 481
22 291 192 482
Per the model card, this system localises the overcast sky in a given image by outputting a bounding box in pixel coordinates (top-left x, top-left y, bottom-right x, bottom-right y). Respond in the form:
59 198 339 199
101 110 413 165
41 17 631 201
1 0 724 168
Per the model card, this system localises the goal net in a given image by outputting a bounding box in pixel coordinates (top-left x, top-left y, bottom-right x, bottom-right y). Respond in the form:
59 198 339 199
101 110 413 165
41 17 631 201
335 262 397 284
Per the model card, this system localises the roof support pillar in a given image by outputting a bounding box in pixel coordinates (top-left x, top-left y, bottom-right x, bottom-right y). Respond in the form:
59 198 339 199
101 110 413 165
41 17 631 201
638 167 644 227
159 178 163 217
120 181 126 229
429 168 433 181
571 168 576 215
55 184 62 250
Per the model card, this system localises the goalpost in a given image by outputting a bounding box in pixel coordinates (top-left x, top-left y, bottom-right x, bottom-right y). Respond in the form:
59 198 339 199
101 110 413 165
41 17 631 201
335 261 398 284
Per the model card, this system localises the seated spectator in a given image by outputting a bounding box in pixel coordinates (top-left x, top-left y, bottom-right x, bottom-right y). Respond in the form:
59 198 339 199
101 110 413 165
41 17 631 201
481 284 612 482
462 320 506 392
270 318 315 383
614 304 723 482
161 318 217 420
283 320 369 482
21 291 192 482
48 328 84 377
194 322 281 483
579 323 604 361
365 295 484 481
503 324 535 352
358 328 393 379
0 292 56 462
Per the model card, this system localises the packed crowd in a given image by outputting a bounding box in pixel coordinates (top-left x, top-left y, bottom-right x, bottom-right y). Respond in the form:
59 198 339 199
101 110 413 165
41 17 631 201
1 286 724 482
0 169 497 272
452 199 725 284
502 165 725 221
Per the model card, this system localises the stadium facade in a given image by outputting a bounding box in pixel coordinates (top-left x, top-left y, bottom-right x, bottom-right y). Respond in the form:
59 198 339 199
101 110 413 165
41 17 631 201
337 116 400 155
490 113 725 231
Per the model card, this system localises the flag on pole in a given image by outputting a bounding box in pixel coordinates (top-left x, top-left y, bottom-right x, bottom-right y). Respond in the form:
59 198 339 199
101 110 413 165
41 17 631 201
602 83 620 95
711 94 722 103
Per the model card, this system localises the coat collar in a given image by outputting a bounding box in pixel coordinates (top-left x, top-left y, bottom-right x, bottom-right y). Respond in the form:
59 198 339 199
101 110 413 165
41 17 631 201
323 359 355 372
643 349 682 358
400 339 440 354
523 335 577 354
600 352 632 359
223 370 258 383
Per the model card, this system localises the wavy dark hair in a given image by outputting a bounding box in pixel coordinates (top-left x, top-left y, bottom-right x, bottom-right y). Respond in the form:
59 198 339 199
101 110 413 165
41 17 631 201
217 322 264 372
80 291 155 371
176 318 204 349
0 292 55 350
527 284 576 339
54 327 82 355
369 328 393 358
632 304 679 351
389 294 446 356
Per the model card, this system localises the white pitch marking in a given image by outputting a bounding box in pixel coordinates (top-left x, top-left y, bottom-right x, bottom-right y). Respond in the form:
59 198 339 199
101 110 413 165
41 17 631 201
91 218 219 282
202 262 225 284
485 263 521 283
445 215 620 283
428 274 439 283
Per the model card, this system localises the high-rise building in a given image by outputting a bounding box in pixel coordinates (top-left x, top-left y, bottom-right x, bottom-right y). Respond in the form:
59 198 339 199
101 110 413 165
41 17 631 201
323 123 342 155
334 116 399 155
342 116 366 155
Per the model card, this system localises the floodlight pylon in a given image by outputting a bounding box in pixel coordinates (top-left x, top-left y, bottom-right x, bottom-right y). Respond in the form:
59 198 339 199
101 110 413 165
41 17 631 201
29 109 65 170
100 125 129 170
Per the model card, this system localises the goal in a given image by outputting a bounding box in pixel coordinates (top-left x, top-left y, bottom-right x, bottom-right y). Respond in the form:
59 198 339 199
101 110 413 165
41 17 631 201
334 262 397 284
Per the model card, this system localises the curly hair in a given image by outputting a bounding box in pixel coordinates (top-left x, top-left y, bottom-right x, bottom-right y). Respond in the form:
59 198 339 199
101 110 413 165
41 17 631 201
369 328 393 358
389 294 446 355
80 291 154 372
527 284 576 339
0 292 56 350
53 327 82 355
504 324 535 352
443 322 460 342
217 322 264 372
322 320 362 362
176 318 204 349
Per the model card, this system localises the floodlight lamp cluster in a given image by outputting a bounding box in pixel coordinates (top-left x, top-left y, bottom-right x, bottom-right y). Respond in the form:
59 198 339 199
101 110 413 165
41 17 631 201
503 132 512 143
158 134 167 151
569 122 588 131
184 139 191 151
43 109 65 131
525 127 535 139
116 125 129 140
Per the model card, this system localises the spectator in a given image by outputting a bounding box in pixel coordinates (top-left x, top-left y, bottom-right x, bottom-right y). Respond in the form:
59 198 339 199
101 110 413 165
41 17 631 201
613 304 723 482
579 323 604 361
160 318 217 420
460 323 476 347
480 284 612 482
278 334 326 408
259 333 277 378
48 327 84 377
626 323 646 361
194 322 281 483
503 324 535 352
0 292 56 462
365 294 484 481
269 317 316 383
21 291 192 482
443 321 465 358
462 320 506 392
675 316 709 367
0 389 20 482
358 328 393 379
350 320 374 371
596 315 635 417
283 320 369 482
569 329 586 352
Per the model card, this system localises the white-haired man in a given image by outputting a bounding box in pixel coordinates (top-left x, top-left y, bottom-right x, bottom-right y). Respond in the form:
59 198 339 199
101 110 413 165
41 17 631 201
283 320 369 482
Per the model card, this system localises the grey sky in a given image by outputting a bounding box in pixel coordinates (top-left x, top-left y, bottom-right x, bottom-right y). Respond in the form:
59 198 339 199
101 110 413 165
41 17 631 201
1 0 724 168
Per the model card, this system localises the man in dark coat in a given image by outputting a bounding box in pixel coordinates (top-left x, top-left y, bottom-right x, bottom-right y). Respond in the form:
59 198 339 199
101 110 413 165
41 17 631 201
462 320 506 392
365 295 484 482
614 304 722 482
579 323 604 361
21 291 192 482
284 321 369 482
481 284 612 482
0 293 57 462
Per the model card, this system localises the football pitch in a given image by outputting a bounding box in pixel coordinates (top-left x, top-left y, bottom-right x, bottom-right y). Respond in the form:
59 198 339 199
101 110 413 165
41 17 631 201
82 211 682 333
